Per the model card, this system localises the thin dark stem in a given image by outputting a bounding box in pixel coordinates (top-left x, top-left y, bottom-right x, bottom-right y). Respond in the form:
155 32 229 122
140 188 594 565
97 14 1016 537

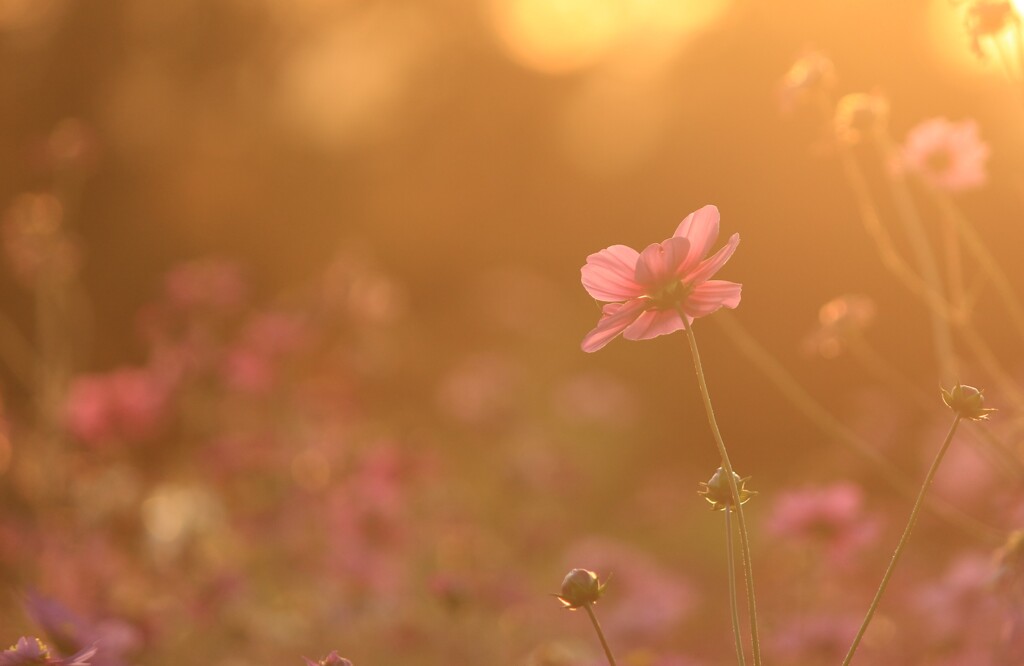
682 321 762 666
725 506 746 666
583 604 618 666
841 414 963 666
713 311 1000 544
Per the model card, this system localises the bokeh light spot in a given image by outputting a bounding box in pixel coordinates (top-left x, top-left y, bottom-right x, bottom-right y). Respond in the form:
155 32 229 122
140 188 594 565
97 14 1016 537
488 0 627 74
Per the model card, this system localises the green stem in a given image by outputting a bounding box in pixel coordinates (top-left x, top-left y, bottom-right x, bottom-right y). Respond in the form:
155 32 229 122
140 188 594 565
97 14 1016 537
841 414 963 666
683 322 762 666
713 312 1000 544
583 603 618 666
931 187 1024 346
725 506 746 666
872 131 958 384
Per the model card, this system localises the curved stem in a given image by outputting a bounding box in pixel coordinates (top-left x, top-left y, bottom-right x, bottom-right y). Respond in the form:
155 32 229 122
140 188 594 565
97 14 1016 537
841 414 963 666
872 131 958 384
931 188 1024 346
683 322 762 666
583 604 618 666
725 506 746 666
713 312 1001 544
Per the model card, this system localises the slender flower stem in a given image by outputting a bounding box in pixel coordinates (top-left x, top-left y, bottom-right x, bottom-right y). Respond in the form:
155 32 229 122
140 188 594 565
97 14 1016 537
682 321 762 666
725 506 746 666
713 312 1001 544
841 414 963 666
872 131 958 384
583 604 618 666
930 187 1024 345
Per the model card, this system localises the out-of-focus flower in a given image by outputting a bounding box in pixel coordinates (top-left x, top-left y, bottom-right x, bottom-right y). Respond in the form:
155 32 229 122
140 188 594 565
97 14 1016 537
913 554 995 638
963 1 1020 57
580 205 741 352
2 193 80 285
302 652 352 666
63 367 172 445
0 637 96 666
941 383 996 421
554 568 606 609
30 118 99 175
551 372 637 426
697 467 756 511
770 613 859 664
23 593 138 666
163 259 247 313
778 50 836 112
220 311 310 394
765 482 881 565
899 118 989 192
833 92 889 144
436 353 521 424
564 538 696 641
802 294 876 358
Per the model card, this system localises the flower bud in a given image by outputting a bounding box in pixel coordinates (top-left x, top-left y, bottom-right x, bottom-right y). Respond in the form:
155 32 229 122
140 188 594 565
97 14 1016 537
778 50 836 112
941 383 996 421
698 467 756 511
554 568 605 609
303 652 353 666
833 92 889 144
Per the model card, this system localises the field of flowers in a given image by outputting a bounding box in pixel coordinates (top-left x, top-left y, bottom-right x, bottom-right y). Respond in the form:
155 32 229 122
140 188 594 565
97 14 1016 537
2 1 1024 665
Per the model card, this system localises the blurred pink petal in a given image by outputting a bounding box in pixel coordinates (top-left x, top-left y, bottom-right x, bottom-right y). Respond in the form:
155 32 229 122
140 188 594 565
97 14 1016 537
581 244 645 301
634 237 690 286
622 308 685 341
684 280 743 317
900 117 989 192
672 204 720 273
581 299 649 353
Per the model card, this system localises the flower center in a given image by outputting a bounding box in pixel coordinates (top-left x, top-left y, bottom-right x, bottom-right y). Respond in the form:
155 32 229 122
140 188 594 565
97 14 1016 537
924 148 953 174
647 279 692 308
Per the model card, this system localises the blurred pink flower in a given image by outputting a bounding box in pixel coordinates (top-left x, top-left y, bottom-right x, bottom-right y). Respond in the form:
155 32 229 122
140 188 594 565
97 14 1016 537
2 193 80 285
163 259 247 312
765 482 880 565
0 637 95 666
580 205 741 353
771 613 859 664
778 50 836 113
303 652 352 666
900 118 989 192
64 367 172 444
563 538 697 642
802 294 876 358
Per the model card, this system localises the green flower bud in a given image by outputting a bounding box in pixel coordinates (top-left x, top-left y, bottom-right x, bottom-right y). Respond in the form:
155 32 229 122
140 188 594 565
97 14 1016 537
698 467 756 511
941 383 996 421
554 569 605 609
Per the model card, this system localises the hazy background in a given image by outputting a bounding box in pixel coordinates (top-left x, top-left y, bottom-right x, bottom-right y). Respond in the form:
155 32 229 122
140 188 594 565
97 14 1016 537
2 2 1024 663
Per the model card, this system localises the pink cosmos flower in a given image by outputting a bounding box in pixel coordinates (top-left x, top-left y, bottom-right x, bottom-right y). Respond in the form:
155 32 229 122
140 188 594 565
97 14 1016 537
900 117 990 192
765 482 881 566
580 205 741 353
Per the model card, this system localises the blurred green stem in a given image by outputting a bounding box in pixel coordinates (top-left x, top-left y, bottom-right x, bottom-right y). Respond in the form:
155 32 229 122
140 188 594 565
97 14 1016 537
583 604 618 666
725 506 746 666
714 312 1001 544
871 130 957 384
841 414 963 666
683 321 762 666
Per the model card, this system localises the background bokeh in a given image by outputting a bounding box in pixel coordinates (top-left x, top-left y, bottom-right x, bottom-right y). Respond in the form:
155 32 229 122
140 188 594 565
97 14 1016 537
2 1 1024 665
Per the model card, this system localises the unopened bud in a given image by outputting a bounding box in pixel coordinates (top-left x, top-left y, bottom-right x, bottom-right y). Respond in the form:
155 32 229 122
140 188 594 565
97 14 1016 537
833 92 889 144
941 383 996 421
554 568 605 609
303 653 353 666
698 467 756 511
